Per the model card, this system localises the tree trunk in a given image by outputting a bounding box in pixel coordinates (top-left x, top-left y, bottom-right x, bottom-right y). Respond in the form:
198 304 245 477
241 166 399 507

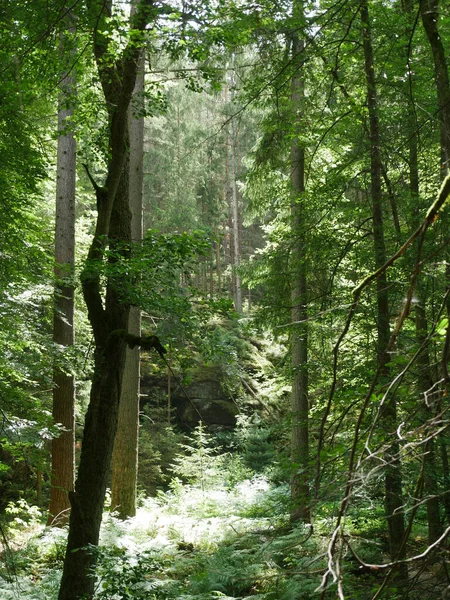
224 85 236 302
361 0 407 580
58 2 151 597
401 0 442 544
59 147 133 600
289 0 310 525
58 337 129 600
420 0 450 171
420 0 450 530
416 301 442 543
110 46 144 520
215 227 222 293
230 117 242 313
48 19 76 527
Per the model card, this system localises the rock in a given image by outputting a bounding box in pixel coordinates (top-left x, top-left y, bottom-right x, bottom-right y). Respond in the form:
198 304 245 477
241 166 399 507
140 364 238 430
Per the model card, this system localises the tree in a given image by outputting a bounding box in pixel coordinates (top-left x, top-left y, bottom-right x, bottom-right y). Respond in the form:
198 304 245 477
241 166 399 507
400 0 442 547
289 0 310 524
420 0 450 536
110 47 145 520
48 14 77 528
58 1 153 597
360 0 407 578
0 0 60 511
229 96 243 313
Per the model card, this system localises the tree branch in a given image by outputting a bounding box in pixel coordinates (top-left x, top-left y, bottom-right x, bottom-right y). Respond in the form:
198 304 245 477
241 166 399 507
110 329 166 357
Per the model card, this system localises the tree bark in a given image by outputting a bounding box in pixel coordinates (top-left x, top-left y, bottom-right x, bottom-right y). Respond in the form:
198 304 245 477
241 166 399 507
289 0 310 525
361 0 407 580
110 46 144 521
48 19 76 527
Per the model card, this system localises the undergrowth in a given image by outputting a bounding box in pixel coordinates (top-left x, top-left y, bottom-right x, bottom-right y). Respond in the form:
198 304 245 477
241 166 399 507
0 468 327 600
1 425 440 599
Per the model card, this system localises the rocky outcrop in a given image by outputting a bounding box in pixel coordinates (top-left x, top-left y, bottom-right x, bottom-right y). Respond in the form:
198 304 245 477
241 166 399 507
140 364 238 430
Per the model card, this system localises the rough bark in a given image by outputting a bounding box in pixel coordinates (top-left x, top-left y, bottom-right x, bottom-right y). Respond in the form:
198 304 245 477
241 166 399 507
361 0 407 580
48 20 76 527
111 47 144 520
58 2 152 598
289 0 310 525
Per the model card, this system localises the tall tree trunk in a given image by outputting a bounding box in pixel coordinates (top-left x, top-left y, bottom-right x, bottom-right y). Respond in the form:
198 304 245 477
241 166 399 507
420 0 450 172
289 0 310 525
230 117 242 313
215 227 222 293
361 0 407 579
416 300 442 543
224 85 236 302
110 46 144 520
59 155 132 600
402 0 442 545
48 19 76 527
58 2 151 597
420 0 450 529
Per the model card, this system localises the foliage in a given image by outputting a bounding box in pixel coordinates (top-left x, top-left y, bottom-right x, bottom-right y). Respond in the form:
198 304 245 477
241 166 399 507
95 546 180 600
138 401 184 495
3 466 450 599
3 0 450 597
234 413 275 473
171 423 248 491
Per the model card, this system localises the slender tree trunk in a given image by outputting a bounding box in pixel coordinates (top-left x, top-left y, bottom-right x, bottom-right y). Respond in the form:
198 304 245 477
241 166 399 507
215 227 222 293
48 20 76 527
224 85 236 302
402 0 442 545
167 358 171 425
289 0 310 525
361 0 407 579
420 0 450 529
209 249 214 295
416 300 442 543
420 0 450 172
230 118 242 313
110 46 144 520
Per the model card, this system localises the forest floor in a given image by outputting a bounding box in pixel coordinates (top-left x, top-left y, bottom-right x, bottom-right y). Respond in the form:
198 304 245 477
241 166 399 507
0 473 446 599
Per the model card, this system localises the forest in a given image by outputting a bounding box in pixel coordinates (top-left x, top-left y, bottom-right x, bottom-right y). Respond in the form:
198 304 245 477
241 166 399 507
1 0 450 598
